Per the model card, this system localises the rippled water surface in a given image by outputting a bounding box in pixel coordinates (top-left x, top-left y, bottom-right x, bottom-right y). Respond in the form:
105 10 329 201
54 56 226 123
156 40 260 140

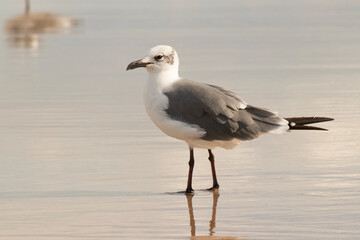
1 1 359 239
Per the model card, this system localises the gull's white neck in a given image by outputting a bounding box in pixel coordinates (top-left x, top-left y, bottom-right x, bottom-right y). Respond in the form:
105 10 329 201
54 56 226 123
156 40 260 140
146 69 180 93
143 68 180 133
143 68 179 118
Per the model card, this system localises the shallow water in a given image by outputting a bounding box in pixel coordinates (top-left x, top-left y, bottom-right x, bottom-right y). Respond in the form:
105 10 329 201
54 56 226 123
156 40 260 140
0 1 359 239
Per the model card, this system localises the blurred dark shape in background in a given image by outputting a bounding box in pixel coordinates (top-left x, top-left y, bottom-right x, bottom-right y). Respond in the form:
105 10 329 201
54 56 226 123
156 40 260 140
3 0 79 49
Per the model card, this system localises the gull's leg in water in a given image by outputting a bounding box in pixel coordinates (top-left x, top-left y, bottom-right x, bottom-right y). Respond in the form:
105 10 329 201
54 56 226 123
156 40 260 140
185 148 195 194
208 149 220 191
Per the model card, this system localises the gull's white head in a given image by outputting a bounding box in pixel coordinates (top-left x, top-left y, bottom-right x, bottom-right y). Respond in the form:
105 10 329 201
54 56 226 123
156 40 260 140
126 45 179 75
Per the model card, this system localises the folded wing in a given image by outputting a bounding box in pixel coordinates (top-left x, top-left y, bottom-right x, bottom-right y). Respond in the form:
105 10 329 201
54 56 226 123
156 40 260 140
164 79 288 141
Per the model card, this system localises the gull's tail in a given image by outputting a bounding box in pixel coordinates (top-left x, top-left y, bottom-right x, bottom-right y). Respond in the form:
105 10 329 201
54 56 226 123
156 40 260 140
285 117 334 131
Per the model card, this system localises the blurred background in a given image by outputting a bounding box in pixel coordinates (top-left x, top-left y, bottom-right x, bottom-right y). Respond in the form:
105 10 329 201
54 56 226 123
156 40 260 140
0 0 359 239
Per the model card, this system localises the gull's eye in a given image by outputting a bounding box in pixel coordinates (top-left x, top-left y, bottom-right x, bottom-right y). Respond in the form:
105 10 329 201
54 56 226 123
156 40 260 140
154 54 164 61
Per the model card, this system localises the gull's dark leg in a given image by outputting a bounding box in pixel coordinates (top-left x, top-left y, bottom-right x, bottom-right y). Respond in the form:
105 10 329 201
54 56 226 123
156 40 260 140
185 148 195 194
208 149 220 191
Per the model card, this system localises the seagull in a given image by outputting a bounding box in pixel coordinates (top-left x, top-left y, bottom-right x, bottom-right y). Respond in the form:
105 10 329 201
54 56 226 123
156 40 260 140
126 45 333 194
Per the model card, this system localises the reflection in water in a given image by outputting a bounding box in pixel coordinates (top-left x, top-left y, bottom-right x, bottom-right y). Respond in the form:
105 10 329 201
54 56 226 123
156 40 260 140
187 191 246 240
3 0 78 49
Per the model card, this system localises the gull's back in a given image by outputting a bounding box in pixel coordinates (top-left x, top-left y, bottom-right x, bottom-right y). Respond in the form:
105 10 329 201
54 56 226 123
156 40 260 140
163 78 289 144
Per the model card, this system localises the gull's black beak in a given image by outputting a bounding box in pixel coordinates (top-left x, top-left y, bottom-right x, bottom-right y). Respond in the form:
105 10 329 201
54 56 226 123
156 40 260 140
126 59 152 71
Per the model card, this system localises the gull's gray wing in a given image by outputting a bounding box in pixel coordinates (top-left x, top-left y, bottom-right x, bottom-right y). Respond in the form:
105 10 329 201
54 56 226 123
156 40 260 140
163 79 288 141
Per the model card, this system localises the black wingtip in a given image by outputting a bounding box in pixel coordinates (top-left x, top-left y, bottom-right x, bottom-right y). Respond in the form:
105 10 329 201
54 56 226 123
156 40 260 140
285 117 334 125
285 117 333 131
289 125 329 131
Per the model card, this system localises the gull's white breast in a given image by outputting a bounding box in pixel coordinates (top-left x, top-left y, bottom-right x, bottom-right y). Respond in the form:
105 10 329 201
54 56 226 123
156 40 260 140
143 76 206 143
